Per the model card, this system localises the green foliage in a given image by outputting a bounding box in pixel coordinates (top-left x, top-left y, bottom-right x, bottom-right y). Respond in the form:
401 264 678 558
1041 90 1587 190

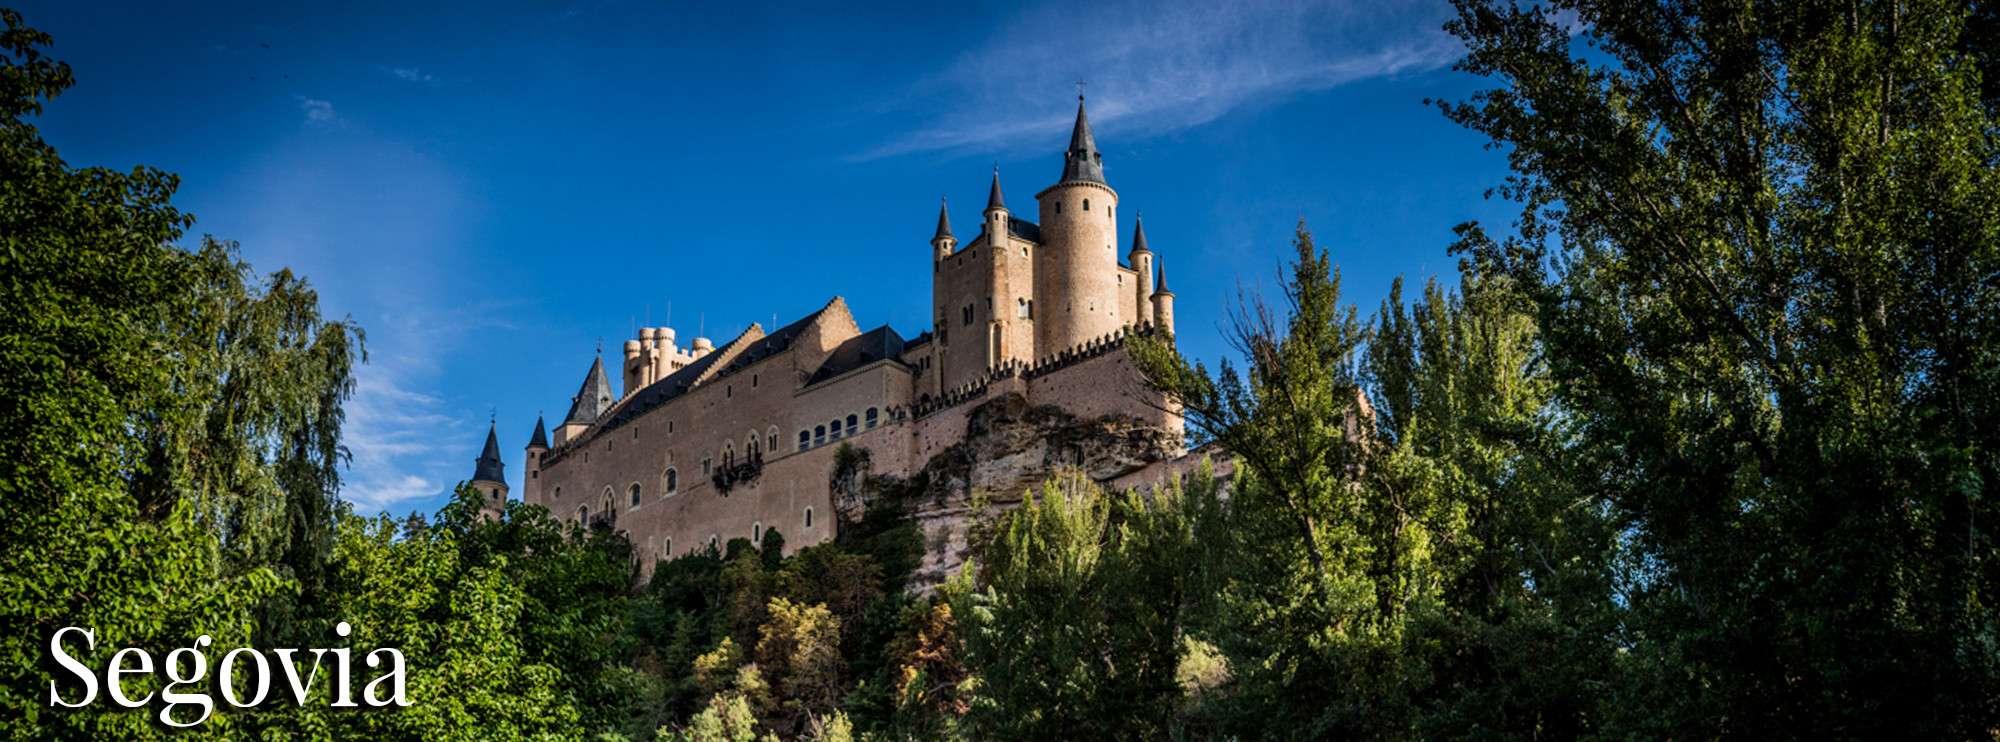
954 470 1202 741
1441 0 2000 735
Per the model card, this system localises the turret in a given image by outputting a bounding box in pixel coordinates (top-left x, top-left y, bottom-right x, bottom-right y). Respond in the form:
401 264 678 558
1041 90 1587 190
557 355 615 447
622 338 645 397
471 423 509 521
1035 96 1122 354
1151 258 1176 337
1127 214 1154 314
932 197 956 261
523 415 549 505
985 169 1009 241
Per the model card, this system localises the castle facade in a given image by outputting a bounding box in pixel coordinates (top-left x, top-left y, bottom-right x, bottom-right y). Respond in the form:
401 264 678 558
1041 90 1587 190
470 99 1188 570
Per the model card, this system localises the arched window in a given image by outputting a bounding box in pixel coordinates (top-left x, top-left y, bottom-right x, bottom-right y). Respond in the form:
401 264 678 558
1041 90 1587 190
962 305 974 326
709 534 719 551
865 408 879 429
629 483 641 507
579 505 589 522
723 442 735 468
804 507 815 529
798 431 810 451
664 538 672 557
664 468 678 493
814 425 826 447
554 486 562 500
753 522 763 543
702 457 712 476
829 419 843 441
768 427 779 453
1056 201 1062 214
846 414 858 432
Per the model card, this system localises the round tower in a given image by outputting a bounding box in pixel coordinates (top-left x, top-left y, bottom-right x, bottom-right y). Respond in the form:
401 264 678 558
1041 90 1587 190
931 197 957 262
471 423 510 522
1127 214 1154 324
1034 97 1122 355
523 414 549 506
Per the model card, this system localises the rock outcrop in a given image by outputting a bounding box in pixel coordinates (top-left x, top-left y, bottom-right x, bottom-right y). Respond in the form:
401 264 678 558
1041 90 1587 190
833 392 1182 591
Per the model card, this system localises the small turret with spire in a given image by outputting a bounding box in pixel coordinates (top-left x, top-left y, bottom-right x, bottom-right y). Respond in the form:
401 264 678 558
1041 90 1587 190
471 421 509 521
1151 257 1176 337
985 167 1010 249
932 197 956 261
1129 213 1155 303
523 414 549 505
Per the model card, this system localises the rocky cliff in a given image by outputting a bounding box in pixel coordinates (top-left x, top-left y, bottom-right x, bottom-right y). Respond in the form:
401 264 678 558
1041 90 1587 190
831 391 1183 591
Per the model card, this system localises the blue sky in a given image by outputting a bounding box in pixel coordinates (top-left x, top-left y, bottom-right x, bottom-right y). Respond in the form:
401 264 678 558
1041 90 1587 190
24 0 1518 516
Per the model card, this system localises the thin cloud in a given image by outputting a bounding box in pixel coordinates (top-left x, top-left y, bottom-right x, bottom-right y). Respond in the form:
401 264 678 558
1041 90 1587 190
340 370 459 512
857 0 1460 160
300 98 337 123
386 66 444 86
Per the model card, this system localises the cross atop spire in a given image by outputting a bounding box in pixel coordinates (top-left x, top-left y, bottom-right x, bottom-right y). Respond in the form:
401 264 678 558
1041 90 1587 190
1076 79 1086 100
1061 97 1106 184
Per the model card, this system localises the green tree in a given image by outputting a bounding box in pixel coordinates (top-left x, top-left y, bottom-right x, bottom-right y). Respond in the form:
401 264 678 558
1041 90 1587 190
0 11 357 738
955 470 1202 741
1441 0 2000 735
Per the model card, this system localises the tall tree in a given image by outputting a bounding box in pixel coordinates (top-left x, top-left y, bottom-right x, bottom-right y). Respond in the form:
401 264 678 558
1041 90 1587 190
1442 0 2000 735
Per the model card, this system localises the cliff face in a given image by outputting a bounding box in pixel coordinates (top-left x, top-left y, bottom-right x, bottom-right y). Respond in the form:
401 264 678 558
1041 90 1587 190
832 392 1182 591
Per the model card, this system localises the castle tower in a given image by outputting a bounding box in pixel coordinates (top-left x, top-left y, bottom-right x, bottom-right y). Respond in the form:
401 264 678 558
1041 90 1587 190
1035 97 1122 355
932 197 956 261
1127 215 1154 324
471 423 509 521
1151 258 1176 337
523 414 549 505
556 355 615 447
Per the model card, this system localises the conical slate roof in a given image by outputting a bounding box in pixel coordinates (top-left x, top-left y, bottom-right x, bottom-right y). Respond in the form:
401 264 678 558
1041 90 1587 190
1155 258 1172 295
933 198 954 241
472 424 506 483
527 415 549 449
1130 215 1151 255
1060 99 1106 184
987 170 1007 211
564 355 616 427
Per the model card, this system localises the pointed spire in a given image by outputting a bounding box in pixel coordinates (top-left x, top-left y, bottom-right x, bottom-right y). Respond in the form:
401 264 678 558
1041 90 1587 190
528 414 549 449
987 168 1007 212
1061 97 1106 184
1130 213 1151 255
564 355 616 426
1155 258 1172 295
473 423 506 483
933 197 954 241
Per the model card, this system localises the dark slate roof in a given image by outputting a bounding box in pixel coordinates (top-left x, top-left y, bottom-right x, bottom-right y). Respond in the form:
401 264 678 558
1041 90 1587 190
1156 258 1172 295
987 170 1007 211
982 216 1040 245
933 199 953 241
473 424 506 483
1130 215 1151 255
528 415 549 449
1060 100 1106 184
564 355 617 426
902 331 933 350
808 325 906 385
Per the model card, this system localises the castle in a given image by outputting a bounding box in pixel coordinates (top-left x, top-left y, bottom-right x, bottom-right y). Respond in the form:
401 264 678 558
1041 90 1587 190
467 98 1191 571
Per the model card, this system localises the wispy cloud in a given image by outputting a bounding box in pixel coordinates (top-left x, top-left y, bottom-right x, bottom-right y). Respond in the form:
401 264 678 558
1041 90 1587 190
300 97 337 123
341 372 458 511
858 0 1459 160
385 66 444 86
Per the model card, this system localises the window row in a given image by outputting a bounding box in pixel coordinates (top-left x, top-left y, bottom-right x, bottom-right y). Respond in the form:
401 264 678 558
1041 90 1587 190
797 408 880 451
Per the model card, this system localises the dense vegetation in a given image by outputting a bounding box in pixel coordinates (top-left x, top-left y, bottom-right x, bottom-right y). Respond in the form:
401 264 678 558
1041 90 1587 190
5 0 1997 738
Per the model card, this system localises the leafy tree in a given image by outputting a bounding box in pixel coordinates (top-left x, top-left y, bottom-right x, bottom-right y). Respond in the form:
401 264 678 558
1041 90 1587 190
1441 0 2000 735
954 470 1200 741
0 11 357 738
